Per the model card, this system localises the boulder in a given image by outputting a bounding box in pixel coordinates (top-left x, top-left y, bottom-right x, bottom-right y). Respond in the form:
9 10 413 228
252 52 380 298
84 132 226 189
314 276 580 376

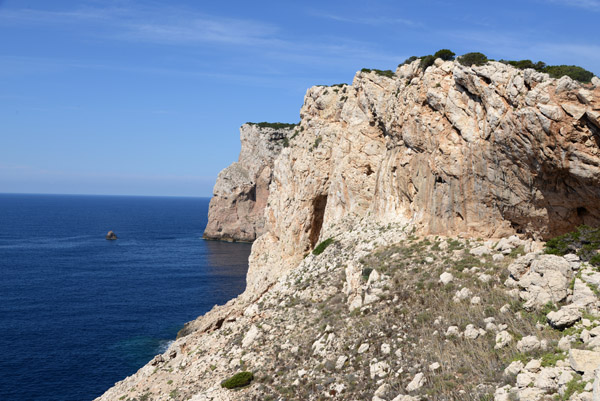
406 372 425 392
547 306 582 329
105 231 117 240
508 254 574 309
569 349 600 376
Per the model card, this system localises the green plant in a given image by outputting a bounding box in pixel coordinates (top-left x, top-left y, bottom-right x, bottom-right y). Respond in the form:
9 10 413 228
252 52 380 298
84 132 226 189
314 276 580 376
458 52 488 67
420 55 436 69
221 371 254 389
313 238 334 255
361 68 395 78
545 65 594 83
434 49 456 61
169 389 178 399
361 267 373 280
399 56 418 67
246 122 299 129
545 225 600 266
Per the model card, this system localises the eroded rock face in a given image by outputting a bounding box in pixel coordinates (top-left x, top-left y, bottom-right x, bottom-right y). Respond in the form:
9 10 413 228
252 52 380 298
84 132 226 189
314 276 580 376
247 60 600 297
203 123 294 242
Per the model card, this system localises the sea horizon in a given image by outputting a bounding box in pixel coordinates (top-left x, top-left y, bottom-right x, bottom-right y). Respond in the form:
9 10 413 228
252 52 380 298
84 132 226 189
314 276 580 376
0 193 250 401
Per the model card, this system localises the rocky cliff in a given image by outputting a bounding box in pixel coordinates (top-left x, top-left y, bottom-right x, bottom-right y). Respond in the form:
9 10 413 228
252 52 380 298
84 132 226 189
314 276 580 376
98 58 600 401
203 123 295 242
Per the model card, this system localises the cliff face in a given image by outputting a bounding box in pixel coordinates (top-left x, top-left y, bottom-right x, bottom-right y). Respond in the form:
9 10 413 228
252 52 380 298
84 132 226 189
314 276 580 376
203 123 294 242
247 59 600 298
97 60 600 401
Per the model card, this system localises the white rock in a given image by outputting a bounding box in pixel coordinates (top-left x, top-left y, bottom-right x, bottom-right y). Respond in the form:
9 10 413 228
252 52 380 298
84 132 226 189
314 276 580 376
500 304 510 313
517 335 541 353
504 360 524 376
335 355 348 370
429 362 441 371
516 371 535 388
470 245 491 256
558 336 572 351
374 383 390 398
524 359 541 372
439 272 454 285
298 369 307 377
453 287 473 302
242 325 260 348
569 349 600 376
592 76 600 87
391 395 419 401
406 372 425 392
471 296 481 305
381 343 391 354
358 343 370 354
243 303 259 317
464 324 480 339
446 326 460 337
370 361 390 379
495 331 513 349
493 253 505 261
547 306 582 329
478 273 492 283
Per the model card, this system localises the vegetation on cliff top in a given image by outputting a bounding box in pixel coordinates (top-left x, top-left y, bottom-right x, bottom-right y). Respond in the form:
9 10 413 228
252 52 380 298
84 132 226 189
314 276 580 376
396 49 596 83
246 122 298 129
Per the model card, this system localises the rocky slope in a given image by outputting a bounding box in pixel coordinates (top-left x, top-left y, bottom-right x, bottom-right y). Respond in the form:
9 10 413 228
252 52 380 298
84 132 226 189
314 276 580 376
203 123 295 242
97 58 600 401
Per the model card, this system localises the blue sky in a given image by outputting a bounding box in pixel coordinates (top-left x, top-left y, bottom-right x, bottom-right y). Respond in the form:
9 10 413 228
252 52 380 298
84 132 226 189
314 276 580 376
1 0 598 197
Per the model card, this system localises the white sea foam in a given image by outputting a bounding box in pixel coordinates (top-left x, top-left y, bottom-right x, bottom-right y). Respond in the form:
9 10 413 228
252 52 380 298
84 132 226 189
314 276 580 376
157 340 174 354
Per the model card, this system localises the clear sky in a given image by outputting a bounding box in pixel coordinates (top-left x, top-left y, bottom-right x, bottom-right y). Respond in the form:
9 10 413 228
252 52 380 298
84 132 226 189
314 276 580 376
1 0 598 197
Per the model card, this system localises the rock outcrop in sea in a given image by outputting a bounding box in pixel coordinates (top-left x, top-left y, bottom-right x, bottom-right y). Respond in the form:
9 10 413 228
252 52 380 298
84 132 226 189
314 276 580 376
203 123 295 242
98 57 600 401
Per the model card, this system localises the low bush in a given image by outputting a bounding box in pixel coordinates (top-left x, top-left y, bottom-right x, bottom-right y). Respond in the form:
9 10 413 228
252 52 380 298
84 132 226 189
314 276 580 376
434 49 456 61
221 371 254 389
458 52 488 66
544 65 594 83
246 122 298 129
360 68 395 78
545 225 600 266
313 238 334 255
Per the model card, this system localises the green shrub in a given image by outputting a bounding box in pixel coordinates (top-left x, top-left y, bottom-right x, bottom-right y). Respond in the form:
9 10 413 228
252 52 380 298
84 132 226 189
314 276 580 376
458 52 488 67
361 267 373 280
361 68 395 78
399 56 418 67
221 371 254 389
500 59 546 71
313 238 334 255
420 55 436 69
433 49 456 61
544 65 594 83
246 122 298 129
545 225 600 266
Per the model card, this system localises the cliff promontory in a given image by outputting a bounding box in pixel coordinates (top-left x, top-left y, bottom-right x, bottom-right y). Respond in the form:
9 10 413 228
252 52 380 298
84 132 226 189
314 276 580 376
203 123 295 242
98 56 600 401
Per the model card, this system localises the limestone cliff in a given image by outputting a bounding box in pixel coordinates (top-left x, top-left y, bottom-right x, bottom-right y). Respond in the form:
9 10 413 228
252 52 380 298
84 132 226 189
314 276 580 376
203 123 295 242
246 59 600 299
97 59 600 401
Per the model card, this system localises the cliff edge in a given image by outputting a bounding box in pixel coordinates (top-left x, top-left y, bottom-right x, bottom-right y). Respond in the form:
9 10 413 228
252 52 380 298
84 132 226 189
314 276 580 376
203 123 295 242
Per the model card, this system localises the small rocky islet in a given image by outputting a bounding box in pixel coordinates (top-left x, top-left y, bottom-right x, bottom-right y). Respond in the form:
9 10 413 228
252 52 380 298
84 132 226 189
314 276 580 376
97 52 600 400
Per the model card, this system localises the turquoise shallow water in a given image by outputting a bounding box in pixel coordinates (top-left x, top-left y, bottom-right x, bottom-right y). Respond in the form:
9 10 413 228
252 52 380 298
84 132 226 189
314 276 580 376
0 194 251 401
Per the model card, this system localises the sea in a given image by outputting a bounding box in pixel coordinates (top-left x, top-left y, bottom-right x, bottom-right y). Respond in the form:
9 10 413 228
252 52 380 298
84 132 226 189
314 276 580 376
0 194 251 401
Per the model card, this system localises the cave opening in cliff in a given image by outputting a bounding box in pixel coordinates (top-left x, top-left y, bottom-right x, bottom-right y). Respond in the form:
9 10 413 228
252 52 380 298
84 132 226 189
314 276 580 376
309 195 328 249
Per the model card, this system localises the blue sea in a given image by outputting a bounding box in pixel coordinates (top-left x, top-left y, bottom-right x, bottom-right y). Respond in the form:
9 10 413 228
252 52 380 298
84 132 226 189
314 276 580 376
0 194 251 401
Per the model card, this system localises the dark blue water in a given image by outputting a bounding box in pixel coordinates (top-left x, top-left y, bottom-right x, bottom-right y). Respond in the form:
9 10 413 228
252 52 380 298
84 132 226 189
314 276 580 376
0 194 251 401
